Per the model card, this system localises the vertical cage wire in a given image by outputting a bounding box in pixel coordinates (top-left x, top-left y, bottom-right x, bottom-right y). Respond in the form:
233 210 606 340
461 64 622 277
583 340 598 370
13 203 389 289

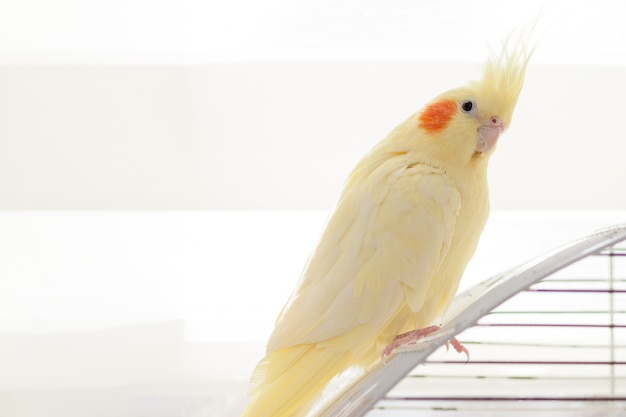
369 247 626 416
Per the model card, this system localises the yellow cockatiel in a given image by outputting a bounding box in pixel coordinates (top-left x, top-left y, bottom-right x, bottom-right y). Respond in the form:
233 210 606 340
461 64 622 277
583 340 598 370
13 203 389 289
243 36 532 417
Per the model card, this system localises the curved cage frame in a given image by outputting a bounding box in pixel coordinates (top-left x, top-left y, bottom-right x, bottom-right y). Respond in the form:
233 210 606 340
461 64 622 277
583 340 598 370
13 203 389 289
317 224 626 417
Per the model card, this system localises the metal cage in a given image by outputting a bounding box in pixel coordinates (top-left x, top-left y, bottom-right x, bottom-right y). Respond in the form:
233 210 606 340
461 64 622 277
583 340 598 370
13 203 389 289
317 224 626 417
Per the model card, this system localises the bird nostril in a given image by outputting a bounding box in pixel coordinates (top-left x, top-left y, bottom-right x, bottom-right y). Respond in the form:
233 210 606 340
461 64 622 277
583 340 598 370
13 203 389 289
491 117 499 125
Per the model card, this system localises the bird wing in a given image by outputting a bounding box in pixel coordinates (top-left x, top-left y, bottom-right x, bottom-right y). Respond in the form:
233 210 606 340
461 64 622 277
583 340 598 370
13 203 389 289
266 161 461 353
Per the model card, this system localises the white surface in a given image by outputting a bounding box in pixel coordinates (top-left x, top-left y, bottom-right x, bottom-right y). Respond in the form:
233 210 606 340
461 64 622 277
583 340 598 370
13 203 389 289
1 210 626 416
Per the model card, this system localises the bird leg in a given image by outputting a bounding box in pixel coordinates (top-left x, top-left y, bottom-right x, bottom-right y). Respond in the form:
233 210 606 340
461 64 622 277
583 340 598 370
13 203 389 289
382 325 469 360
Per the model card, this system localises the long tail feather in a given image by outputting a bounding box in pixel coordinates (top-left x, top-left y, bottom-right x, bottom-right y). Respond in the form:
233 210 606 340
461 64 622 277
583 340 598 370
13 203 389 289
242 344 355 417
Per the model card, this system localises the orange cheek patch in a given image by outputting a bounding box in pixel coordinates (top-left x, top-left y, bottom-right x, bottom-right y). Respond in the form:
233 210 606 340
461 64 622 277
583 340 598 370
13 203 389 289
418 99 457 133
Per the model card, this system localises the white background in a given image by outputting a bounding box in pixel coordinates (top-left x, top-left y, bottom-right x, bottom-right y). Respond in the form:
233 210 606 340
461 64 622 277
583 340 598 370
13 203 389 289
1 1 626 416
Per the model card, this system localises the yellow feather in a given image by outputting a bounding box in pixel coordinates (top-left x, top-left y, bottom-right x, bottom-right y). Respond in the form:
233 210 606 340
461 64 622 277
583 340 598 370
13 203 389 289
242 29 534 417
478 26 536 130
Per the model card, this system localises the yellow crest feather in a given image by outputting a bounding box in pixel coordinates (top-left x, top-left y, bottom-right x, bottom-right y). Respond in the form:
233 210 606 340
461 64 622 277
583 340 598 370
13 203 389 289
477 26 537 129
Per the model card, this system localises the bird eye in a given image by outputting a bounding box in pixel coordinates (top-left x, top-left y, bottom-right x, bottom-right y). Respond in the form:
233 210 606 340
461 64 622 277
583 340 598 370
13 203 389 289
460 100 475 113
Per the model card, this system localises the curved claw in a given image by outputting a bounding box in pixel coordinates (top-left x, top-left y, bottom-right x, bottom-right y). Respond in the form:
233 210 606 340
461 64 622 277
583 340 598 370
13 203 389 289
446 337 470 362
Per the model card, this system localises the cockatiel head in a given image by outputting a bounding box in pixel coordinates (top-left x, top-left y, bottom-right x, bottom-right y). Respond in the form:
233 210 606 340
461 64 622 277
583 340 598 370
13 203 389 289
380 36 533 175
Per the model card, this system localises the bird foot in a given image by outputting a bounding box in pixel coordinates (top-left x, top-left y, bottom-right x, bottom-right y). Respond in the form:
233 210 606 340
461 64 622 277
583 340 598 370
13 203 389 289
382 325 469 361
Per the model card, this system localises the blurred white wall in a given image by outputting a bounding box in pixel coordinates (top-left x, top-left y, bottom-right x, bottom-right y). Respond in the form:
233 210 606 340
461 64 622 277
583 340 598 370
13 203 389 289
0 62 625 210
0 0 625 210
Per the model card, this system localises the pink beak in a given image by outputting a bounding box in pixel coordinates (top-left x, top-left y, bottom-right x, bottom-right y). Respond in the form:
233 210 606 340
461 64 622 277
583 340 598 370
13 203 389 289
477 116 503 154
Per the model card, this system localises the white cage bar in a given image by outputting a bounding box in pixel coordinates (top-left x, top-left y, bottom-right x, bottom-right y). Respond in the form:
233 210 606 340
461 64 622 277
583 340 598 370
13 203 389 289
317 224 626 417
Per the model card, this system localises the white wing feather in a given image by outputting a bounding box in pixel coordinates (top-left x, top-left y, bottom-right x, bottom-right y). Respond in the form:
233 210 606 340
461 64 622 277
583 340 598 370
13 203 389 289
267 161 461 353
